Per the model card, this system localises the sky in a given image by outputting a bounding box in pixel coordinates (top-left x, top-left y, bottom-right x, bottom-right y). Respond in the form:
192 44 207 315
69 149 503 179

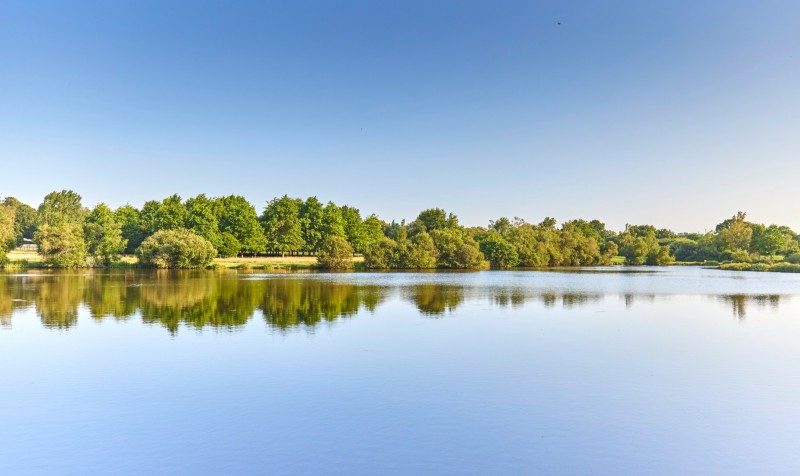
1 0 799 232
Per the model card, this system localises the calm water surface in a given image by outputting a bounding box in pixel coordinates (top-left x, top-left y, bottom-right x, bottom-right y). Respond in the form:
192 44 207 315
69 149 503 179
1 267 800 475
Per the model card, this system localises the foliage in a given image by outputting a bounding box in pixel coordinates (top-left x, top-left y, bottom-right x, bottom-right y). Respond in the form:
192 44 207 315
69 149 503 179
217 195 267 255
3 197 37 245
136 229 217 268
430 228 485 269
115 205 145 254
262 195 305 256
35 223 87 267
413 208 459 233
316 236 353 270
155 194 188 231
341 206 367 252
217 232 241 258
479 231 519 268
84 204 127 265
321 201 346 241
404 232 439 268
37 190 84 227
0 206 15 263
363 237 400 269
299 197 325 252
186 194 222 250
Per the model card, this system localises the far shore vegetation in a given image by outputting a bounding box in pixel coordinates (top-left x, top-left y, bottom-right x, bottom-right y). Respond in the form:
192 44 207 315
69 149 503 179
1 191 799 272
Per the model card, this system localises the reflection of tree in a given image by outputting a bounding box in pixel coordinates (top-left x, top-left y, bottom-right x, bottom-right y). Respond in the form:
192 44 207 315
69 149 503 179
560 293 601 308
720 294 783 319
260 279 385 330
492 289 526 308
404 285 465 316
139 271 263 333
35 274 85 329
83 273 139 320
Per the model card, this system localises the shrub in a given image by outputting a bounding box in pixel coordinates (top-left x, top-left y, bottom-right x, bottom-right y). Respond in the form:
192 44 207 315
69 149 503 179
137 229 217 268
317 236 353 270
785 254 800 265
719 263 752 271
729 249 752 263
769 263 800 273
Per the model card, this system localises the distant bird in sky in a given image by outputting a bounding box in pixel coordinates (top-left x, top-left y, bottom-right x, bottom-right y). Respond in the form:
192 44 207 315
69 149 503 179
557 21 562 26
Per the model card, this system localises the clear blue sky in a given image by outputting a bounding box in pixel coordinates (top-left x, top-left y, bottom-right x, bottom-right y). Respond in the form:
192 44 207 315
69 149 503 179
2 0 798 232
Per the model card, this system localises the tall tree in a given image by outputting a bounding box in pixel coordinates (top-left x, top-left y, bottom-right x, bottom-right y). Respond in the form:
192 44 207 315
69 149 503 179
0 206 15 262
156 194 188 231
341 205 366 252
299 197 325 252
216 195 266 255
115 205 144 254
84 204 127 265
139 200 162 236
35 223 87 267
261 195 304 257
321 201 346 241
185 194 222 250
3 197 37 245
37 190 84 227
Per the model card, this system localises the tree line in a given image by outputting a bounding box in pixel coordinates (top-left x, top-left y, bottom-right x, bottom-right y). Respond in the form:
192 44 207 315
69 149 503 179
1 191 798 269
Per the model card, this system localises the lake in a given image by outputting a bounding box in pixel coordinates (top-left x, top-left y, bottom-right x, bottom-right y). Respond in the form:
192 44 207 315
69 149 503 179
1 267 799 475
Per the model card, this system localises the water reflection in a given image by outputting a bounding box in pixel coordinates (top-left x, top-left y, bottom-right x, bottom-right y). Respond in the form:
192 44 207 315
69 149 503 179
0 271 793 332
719 294 783 319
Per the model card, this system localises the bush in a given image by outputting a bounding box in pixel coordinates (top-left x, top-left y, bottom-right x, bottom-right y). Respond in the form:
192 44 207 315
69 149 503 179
137 229 217 268
719 263 752 271
769 263 800 273
785 254 800 264
317 236 353 270
729 249 752 263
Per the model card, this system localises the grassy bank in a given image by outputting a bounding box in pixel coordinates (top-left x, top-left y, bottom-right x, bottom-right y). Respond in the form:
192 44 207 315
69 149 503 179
719 262 800 273
2 250 365 271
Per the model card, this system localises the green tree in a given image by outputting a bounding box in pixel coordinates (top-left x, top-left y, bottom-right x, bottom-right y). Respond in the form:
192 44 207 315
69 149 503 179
430 228 485 269
479 231 519 268
137 229 216 268
139 200 162 236
363 237 400 269
299 196 325 252
362 214 385 249
3 197 37 245
37 190 84 227
35 223 87 267
0 206 15 262
341 205 366 252
413 208 459 233
403 231 439 268
715 211 752 253
262 195 305 257
185 194 222 249
217 232 241 258
317 236 353 270
84 203 127 265
758 225 784 258
217 195 267 255
156 194 188 231
115 205 145 254
321 201 346 241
